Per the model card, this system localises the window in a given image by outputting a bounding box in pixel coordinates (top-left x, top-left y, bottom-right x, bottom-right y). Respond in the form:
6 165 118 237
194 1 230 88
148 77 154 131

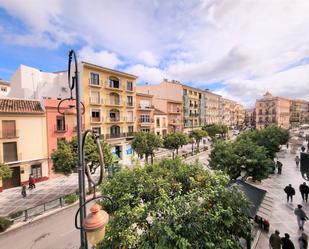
31 164 42 179
2 120 16 138
3 142 17 162
140 100 150 108
259 117 263 123
90 91 101 104
109 109 120 121
156 118 160 126
127 111 133 122
92 127 101 135
272 108 276 114
128 126 134 133
56 116 66 131
189 90 192 95
109 77 120 88
127 81 133 91
140 114 150 123
194 92 197 96
183 89 187 95
127 96 133 106
91 109 101 122
90 72 100 86
141 128 150 133
259 109 263 115
1 87 6 92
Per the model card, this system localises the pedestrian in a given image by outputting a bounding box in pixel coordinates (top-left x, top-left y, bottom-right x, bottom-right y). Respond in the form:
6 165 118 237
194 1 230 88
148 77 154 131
269 230 282 249
300 182 309 202
294 205 309 230
281 233 295 249
287 143 289 149
28 174 33 189
30 174 36 189
277 161 283 174
284 184 295 203
299 233 308 249
21 184 27 198
302 145 306 153
295 155 300 168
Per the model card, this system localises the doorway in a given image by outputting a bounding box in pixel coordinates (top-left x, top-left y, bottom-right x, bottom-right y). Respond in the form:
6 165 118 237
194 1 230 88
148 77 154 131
3 166 20 189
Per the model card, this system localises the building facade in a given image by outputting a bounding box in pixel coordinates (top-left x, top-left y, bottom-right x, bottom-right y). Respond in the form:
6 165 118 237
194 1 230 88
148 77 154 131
255 92 290 129
0 99 48 191
153 108 168 137
244 108 255 128
136 93 154 133
235 103 245 129
0 79 10 97
222 99 237 128
290 99 309 127
81 62 137 164
44 99 84 178
204 90 223 125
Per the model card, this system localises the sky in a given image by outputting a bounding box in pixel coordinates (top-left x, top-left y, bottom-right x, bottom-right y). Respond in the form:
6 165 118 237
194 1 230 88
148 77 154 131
0 0 309 107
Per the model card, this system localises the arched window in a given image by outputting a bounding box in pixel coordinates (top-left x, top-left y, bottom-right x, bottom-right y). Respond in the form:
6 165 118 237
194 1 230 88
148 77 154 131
109 76 120 89
109 93 120 105
109 109 120 121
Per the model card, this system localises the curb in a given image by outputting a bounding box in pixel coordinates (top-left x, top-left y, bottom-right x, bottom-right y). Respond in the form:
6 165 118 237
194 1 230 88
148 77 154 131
0 201 80 236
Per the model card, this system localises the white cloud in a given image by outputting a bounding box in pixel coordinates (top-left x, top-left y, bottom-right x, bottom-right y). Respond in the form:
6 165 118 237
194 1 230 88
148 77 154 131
79 46 123 68
1 0 309 105
125 64 165 84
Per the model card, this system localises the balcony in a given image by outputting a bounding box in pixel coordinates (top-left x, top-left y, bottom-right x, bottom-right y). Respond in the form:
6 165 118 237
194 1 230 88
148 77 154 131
89 79 102 87
105 82 123 92
126 102 134 108
105 99 123 106
169 109 181 114
106 117 124 123
0 130 18 139
91 116 102 123
138 105 154 110
126 132 136 138
105 133 125 139
54 124 68 133
139 118 153 125
90 97 103 105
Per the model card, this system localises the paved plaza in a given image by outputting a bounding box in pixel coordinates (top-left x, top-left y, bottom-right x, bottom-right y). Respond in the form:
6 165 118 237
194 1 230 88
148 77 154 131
254 147 309 248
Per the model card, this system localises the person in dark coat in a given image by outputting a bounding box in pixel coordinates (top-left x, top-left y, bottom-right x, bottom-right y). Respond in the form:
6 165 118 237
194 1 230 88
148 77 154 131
281 233 295 249
284 184 296 203
294 205 309 231
21 184 27 198
300 182 309 202
277 161 283 174
270 230 282 249
295 155 300 168
299 233 308 249
302 145 306 152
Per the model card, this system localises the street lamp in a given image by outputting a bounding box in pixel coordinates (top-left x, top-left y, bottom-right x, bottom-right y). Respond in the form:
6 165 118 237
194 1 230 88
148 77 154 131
58 50 111 249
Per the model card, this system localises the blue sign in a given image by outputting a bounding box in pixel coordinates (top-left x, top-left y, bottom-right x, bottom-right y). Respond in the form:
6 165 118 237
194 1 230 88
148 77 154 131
126 148 133 155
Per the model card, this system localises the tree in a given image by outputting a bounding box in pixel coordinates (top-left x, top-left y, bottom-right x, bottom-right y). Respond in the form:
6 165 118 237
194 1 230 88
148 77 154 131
98 158 251 249
202 124 228 139
190 129 208 152
163 133 189 158
0 163 12 179
51 136 113 175
132 132 162 164
209 139 273 181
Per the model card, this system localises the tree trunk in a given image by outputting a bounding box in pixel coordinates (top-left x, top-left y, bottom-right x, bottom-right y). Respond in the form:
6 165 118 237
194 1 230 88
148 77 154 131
172 151 175 159
176 147 179 154
145 154 149 164
197 140 200 152
151 154 154 165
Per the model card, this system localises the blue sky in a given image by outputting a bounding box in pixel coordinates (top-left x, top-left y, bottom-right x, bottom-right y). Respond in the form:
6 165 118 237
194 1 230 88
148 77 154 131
1 0 309 107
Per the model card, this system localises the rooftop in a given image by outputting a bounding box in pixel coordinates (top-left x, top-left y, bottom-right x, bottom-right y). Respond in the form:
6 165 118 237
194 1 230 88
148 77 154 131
0 98 44 114
0 79 10 86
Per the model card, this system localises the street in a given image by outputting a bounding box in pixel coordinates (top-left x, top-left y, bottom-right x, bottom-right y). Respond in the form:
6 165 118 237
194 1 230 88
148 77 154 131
0 205 80 249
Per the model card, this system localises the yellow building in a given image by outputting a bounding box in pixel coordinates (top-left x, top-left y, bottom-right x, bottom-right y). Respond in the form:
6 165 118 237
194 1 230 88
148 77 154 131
290 99 309 127
235 104 245 129
0 99 48 191
81 62 137 164
204 90 223 125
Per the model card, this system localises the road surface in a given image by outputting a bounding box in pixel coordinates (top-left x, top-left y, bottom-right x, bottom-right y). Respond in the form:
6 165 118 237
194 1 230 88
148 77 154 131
0 205 80 249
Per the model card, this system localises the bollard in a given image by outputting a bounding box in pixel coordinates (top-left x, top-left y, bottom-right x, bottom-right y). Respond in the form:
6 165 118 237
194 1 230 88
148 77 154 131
24 210 28 221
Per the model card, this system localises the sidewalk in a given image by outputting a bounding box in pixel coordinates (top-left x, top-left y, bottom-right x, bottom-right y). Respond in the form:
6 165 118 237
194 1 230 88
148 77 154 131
254 148 308 248
0 173 79 216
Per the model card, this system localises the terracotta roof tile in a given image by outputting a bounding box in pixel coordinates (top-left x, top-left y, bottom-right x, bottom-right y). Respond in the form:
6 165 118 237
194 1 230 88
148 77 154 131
0 99 44 114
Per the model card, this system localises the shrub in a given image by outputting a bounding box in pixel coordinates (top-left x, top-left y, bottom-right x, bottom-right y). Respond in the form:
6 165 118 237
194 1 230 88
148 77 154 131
0 217 13 233
64 193 79 204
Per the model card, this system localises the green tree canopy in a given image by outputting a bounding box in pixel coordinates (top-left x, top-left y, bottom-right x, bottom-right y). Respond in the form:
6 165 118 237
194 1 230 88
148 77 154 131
98 158 251 249
132 132 162 164
163 132 189 158
190 129 208 151
209 139 273 181
202 124 228 139
51 140 75 175
0 163 12 179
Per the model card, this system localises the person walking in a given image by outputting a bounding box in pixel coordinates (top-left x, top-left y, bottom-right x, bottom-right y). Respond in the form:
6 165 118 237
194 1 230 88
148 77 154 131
269 230 282 249
30 174 36 189
294 205 309 230
281 233 295 249
28 174 33 189
299 233 308 249
301 145 306 153
21 184 27 198
300 183 309 202
295 155 300 168
277 161 283 174
284 184 296 203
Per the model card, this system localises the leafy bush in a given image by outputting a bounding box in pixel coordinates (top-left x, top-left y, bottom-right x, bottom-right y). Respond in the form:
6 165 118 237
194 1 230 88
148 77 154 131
0 163 12 179
64 193 79 204
0 217 12 233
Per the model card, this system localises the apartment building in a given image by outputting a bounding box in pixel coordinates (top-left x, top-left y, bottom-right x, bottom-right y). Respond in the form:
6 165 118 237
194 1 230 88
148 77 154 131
0 99 48 191
136 93 154 133
235 104 245 129
182 85 204 132
290 99 309 127
245 108 255 127
0 79 10 97
204 90 223 124
255 92 290 129
222 98 237 128
44 99 84 178
154 108 168 137
82 62 137 164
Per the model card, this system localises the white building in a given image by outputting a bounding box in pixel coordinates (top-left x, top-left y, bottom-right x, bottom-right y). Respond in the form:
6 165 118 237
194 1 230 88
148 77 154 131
9 64 70 100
